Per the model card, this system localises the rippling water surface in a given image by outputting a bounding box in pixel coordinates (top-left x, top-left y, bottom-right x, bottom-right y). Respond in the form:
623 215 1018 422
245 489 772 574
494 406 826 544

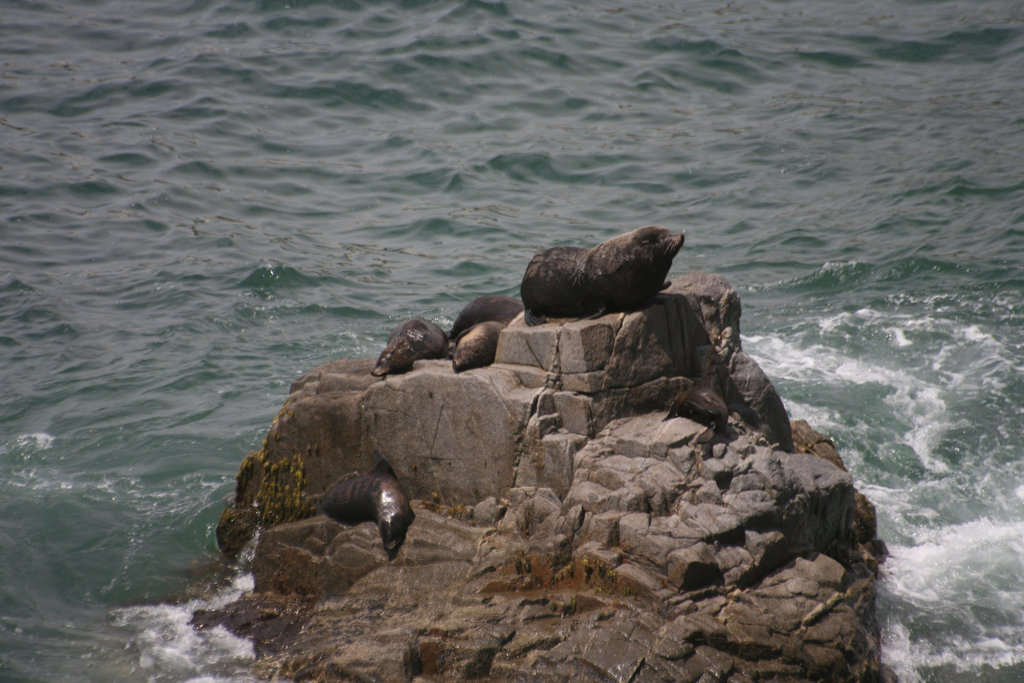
2 1 1023 680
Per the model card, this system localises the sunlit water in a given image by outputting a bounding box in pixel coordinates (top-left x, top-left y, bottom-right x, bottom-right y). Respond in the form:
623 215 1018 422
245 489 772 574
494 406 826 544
2 1 1023 680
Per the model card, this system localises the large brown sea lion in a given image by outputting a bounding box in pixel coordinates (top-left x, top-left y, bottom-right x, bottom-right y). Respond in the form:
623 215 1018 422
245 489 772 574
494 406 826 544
319 454 414 558
520 226 684 325
448 295 523 340
371 317 449 377
451 320 504 373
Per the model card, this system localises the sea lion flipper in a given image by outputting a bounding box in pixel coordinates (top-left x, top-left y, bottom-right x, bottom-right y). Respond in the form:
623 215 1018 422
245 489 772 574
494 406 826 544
524 309 546 326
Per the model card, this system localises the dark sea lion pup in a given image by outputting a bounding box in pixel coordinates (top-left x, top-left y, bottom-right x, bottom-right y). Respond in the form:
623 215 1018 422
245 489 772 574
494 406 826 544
451 320 504 373
371 317 449 377
666 386 729 433
319 453 415 558
520 225 684 325
448 295 524 340
666 344 729 434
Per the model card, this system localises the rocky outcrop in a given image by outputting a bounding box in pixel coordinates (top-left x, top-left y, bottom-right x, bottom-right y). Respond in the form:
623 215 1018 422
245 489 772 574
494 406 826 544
206 273 888 682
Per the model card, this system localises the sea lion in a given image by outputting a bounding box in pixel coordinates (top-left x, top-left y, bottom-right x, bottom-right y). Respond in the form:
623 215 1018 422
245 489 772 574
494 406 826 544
371 317 449 377
451 320 504 373
666 341 730 433
319 454 415 557
666 386 729 433
520 225 684 325
448 295 524 340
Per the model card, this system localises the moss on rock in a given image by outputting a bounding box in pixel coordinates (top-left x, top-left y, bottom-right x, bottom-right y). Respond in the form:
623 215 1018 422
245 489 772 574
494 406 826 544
216 406 318 557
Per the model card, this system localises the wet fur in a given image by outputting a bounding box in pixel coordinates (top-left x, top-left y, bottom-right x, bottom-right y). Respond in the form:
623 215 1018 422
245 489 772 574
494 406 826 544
320 456 414 557
372 317 449 376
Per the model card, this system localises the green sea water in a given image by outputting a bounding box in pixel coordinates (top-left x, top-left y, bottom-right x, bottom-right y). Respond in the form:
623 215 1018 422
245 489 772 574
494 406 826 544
2 0 1023 680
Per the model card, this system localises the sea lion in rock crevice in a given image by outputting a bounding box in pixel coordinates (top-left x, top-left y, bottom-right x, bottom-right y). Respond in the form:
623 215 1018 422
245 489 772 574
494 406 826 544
371 317 449 377
520 225 684 326
666 386 729 433
452 320 504 373
448 295 524 341
319 454 414 557
666 343 730 434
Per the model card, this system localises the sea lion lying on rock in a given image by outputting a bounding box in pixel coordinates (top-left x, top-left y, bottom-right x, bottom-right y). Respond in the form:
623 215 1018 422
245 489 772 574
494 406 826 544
371 317 448 377
666 386 729 433
452 320 504 373
319 454 414 557
520 225 684 325
448 295 523 340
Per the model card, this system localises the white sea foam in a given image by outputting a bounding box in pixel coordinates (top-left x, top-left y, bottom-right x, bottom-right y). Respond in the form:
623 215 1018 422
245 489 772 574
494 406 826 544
888 326 913 347
886 518 1024 605
745 333 952 473
884 625 1024 680
750 307 1024 680
17 432 55 450
1 432 56 456
113 571 256 682
886 383 950 474
881 517 1024 677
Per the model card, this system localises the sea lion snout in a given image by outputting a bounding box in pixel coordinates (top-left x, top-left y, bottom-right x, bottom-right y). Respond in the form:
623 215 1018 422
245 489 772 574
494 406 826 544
668 231 684 255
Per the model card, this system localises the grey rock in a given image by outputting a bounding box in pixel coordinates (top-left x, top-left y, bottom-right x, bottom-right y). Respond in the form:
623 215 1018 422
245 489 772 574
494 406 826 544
471 496 502 527
361 362 537 505
727 350 794 451
209 272 887 682
667 541 722 590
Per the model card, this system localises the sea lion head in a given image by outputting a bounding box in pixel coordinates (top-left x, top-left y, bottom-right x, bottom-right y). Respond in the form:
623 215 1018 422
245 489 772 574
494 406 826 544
371 318 449 377
668 386 729 433
587 226 684 311
371 453 414 555
371 348 398 377
376 486 414 555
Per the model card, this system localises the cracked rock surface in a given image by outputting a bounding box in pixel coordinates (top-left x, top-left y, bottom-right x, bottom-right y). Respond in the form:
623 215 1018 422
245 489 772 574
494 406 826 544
207 273 890 681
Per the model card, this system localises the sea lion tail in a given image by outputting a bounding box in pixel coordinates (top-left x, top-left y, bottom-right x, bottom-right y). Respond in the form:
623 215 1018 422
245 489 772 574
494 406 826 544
372 451 397 478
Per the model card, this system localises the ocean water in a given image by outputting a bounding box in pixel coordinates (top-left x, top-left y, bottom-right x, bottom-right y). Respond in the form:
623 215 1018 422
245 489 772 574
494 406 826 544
1 0 1023 680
